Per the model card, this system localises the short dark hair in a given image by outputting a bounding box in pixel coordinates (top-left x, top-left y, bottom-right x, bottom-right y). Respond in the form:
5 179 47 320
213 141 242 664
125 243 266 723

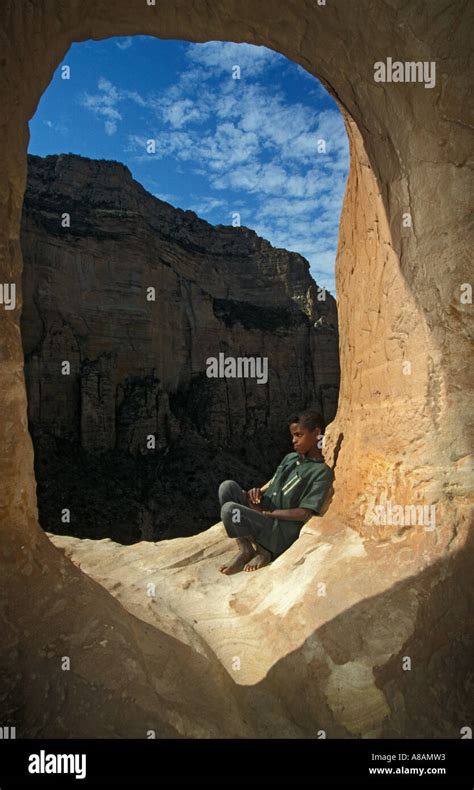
287 409 325 433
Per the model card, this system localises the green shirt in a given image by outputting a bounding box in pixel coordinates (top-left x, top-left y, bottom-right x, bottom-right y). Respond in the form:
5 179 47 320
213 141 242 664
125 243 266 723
258 452 333 558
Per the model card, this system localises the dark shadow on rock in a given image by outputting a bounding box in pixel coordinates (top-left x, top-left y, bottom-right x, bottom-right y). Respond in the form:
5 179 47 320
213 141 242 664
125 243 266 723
257 519 474 737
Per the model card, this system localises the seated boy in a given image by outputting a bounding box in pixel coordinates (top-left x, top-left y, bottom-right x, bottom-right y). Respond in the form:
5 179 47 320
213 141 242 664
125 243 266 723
219 409 333 574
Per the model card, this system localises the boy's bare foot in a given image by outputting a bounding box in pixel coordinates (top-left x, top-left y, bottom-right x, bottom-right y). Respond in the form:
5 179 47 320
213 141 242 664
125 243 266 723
220 538 256 574
243 545 272 571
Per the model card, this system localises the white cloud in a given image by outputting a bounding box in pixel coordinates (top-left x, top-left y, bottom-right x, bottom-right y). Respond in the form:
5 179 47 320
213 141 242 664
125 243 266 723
184 41 282 76
80 76 146 135
104 120 117 136
199 122 259 169
43 118 68 134
257 197 316 218
159 98 203 128
116 37 133 50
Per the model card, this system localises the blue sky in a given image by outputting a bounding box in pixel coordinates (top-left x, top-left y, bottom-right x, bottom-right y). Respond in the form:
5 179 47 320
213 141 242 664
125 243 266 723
28 36 349 295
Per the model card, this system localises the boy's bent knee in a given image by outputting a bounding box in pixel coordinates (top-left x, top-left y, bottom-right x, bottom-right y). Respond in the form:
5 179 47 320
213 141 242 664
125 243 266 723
219 479 238 489
218 479 242 499
221 501 241 521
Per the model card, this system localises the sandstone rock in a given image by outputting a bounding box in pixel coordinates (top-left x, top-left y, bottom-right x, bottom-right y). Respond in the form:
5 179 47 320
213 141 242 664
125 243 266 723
0 0 472 740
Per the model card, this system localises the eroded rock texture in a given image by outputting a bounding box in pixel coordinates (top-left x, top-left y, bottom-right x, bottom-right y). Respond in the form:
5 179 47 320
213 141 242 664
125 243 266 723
20 152 338 541
0 0 472 739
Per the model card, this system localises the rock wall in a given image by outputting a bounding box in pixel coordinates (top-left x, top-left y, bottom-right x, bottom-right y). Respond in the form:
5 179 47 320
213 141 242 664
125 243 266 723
0 0 472 739
20 152 339 541
21 152 338 461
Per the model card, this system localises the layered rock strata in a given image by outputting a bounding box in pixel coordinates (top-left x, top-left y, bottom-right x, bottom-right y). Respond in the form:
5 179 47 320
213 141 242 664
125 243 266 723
20 152 339 541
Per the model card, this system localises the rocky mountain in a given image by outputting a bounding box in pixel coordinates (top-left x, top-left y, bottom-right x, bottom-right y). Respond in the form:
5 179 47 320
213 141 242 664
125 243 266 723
20 153 339 542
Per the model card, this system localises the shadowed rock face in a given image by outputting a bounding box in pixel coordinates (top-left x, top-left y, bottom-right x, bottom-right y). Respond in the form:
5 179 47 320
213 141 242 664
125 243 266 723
0 1 472 741
20 153 339 542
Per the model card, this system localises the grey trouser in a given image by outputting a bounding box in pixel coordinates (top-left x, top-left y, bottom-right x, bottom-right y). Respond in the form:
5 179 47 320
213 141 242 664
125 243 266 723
218 479 275 557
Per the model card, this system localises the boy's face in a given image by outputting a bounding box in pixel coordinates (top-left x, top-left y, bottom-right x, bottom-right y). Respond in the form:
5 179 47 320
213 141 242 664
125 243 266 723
289 422 321 455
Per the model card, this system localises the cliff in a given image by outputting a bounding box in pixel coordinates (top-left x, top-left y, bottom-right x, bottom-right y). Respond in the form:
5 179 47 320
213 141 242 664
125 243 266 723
20 153 339 542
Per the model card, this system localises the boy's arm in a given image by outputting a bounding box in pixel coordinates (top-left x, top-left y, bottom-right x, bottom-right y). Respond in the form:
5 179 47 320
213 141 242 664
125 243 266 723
261 507 314 521
259 476 274 493
262 468 334 521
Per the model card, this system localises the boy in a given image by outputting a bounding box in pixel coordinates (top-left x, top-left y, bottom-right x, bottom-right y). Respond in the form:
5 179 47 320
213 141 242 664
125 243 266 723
219 409 333 574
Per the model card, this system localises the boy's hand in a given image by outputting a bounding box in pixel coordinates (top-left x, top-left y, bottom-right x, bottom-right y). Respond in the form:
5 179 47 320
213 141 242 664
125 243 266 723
243 488 264 511
247 487 263 505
